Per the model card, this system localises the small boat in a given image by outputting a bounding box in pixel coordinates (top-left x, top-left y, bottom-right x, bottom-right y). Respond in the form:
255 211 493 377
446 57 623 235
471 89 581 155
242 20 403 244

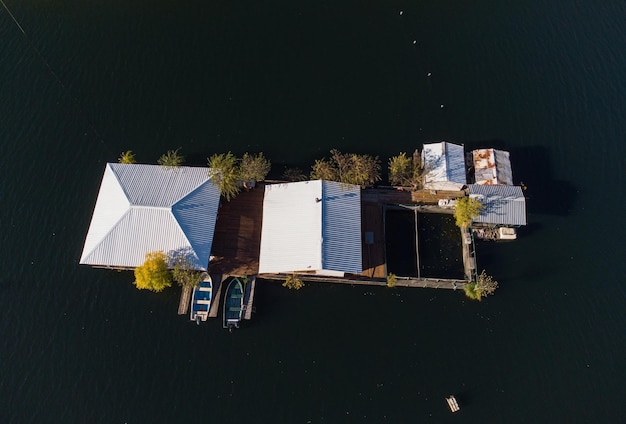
190 274 212 323
446 395 460 412
223 277 244 330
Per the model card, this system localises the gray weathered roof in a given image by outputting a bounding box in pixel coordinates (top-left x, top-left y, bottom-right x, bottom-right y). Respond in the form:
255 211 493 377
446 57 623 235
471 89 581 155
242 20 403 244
468 184 527 226
422 142 467 188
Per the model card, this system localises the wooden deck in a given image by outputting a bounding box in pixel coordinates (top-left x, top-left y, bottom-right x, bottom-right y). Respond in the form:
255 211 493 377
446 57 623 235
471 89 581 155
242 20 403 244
207 184 469 288
177 285 192 315
208 185 265 276
243 276 256 320
208 274 224 318
359 188 465 279
260 273 467 290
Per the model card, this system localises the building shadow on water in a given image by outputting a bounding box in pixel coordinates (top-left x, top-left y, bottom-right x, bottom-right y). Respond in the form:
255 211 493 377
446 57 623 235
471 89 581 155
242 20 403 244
465 141 577 216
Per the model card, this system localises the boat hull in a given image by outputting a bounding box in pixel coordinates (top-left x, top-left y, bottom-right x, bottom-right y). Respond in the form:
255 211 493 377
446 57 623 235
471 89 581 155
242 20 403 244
190 275 212 323
223 277 244 329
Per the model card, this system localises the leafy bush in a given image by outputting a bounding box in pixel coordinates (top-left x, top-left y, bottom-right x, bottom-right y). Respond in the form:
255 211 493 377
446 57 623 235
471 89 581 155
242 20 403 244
118 150 136 164
282 273 304 290
453 197 485 228
310 149 381 187
133 251 172 292
171 255 203 288
388 150 425 189
158 148 184 168
240 152 271 182
208 152 241 201
282 167 307 182
464 270 498 301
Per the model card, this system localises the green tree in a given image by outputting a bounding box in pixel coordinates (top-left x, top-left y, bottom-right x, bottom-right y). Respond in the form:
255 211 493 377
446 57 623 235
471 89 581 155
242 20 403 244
388 149 428 189
282 167 307 182
239 152 271 183
171 255 203 288
133 251 172 292
310 149 381 188
310 158 339 182
208 152 241 201
464 270 498 301
118 150 136 164
158 148 184 168
453 196 485 228
388 152 413 186
282 273 304 290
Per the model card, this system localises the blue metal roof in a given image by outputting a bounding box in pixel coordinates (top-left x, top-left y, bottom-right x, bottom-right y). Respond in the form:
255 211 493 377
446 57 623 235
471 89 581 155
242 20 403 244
468 184 527 226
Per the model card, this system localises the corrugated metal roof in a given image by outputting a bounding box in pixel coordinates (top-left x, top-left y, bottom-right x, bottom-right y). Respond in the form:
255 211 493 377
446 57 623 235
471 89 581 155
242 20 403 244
80 163 220 270
258 180 362 275
422 142 467 187
473 148 513 185
321 181 362 274
468 184 527 226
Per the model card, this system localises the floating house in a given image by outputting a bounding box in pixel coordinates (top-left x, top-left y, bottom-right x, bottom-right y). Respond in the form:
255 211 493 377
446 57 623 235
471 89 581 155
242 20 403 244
422 142 467 190
472 148 513 185
258 180 362 277
80 163 221 270
468 184 527 227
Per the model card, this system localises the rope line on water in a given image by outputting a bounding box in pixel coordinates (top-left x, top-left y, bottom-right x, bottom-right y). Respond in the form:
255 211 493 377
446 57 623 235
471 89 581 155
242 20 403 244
0 0 107 146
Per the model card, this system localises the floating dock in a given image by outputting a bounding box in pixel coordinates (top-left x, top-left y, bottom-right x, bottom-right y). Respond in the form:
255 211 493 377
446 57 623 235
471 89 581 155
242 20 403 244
243 276 256 320
208 274 225 318
177 285 192 315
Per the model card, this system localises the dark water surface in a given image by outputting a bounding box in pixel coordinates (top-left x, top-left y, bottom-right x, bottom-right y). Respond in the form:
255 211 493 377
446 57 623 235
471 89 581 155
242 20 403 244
1 0 625 422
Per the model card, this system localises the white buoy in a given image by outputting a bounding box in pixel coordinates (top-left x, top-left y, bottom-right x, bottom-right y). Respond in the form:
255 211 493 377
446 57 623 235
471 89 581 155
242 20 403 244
413 40 417 44
440 104 444 108
427 72 432 77
399 10 403 15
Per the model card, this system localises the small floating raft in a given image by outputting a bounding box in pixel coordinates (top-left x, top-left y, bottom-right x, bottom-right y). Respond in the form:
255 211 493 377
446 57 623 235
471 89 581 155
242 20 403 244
446 395 460 412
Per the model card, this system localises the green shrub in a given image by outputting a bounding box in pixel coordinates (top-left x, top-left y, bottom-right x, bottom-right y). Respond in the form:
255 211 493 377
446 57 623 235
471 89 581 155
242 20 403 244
118 150 136 164
158 148 184 168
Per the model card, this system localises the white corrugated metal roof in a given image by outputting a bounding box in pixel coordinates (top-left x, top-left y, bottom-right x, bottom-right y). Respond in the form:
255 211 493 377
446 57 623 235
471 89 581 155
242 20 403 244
468 184 527 226
473 148 513 185
258 180 362 275
422 142 467 187
80 163 220 270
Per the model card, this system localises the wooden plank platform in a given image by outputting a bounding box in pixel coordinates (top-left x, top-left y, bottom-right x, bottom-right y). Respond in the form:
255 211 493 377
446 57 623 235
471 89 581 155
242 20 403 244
243 276 256 320
259 273 466 290
208 184 470 288
178 285 192 315
208 185 265 277
359 188 464 279
208 274 224 318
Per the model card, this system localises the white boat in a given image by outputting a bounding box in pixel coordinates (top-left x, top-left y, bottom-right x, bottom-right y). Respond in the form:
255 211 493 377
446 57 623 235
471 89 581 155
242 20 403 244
190 274 212 323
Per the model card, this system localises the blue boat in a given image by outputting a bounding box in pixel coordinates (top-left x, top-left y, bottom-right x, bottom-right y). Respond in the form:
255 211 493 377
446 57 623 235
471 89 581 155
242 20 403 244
190 274 212 324
223 277 244 330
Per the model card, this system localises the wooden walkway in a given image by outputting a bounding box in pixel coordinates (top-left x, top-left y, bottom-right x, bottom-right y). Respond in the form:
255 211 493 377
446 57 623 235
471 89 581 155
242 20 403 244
243 276 256 320
177 285 192 315
208 274 224 318
259 273 466 290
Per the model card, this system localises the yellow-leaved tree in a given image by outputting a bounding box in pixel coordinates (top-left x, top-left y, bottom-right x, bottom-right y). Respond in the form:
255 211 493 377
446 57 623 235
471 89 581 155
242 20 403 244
133 251 172 292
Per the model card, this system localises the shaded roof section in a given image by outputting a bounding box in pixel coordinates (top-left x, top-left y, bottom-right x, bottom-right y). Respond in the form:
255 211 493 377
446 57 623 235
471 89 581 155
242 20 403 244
473 148 513 185
258 180 362 275
468 184 527 226
422 142 467 189
80 163 220 270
